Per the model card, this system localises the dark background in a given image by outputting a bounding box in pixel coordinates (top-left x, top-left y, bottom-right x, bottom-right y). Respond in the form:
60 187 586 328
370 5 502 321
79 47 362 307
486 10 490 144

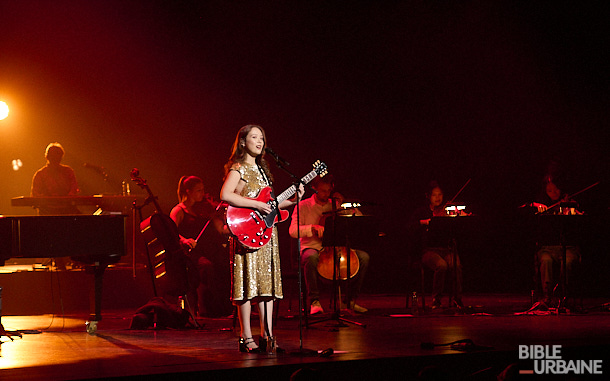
1 1 608 295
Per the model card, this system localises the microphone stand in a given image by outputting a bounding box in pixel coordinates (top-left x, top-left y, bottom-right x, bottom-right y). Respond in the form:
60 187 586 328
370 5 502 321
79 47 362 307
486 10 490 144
266 152 318 356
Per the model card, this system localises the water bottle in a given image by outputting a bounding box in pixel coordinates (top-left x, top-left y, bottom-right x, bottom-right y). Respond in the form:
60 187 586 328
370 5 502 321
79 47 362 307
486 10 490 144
121 180 131 196
411 291 420 316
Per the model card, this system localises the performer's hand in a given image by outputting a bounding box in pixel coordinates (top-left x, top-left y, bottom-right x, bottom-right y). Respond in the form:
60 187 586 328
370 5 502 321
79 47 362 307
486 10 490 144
181 237 197 249
332 192 345 207
532 202 547 213
287 184 305 203
296 183 305 199
420 219 431 226
311 225 324 237
255 201 272 214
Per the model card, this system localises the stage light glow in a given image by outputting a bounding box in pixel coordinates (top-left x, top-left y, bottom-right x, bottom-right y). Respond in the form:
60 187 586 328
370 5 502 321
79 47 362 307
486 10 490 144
0 101 9 120
12 159 23 171
341 202 361 209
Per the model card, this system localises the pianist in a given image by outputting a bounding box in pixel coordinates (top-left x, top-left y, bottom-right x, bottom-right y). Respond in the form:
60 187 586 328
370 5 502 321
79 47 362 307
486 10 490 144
31 142 80 215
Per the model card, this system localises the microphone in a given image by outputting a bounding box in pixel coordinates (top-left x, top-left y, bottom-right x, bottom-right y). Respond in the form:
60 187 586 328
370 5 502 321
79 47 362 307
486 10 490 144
83 162 103 171
83 163 108 178
264 147 290 166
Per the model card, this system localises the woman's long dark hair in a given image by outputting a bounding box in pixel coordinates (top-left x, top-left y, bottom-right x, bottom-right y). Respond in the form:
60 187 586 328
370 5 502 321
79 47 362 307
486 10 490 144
223 124 273 183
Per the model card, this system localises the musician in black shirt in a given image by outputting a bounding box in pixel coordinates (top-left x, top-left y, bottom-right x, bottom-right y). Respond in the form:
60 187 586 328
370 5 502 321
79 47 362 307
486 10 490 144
408 181 463 309
170 175 231 317
530 176 581 306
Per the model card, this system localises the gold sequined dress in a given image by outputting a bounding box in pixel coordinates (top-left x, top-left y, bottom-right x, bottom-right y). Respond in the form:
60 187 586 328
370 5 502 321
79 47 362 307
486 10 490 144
229 162 283 303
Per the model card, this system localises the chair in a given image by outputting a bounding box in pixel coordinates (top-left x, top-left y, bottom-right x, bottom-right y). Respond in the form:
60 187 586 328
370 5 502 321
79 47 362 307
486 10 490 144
408 246 462 312
533 243 583 308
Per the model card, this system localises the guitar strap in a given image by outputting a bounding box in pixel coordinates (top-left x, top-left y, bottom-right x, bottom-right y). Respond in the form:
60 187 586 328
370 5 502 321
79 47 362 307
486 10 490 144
257 164 279 210
257 164 271 186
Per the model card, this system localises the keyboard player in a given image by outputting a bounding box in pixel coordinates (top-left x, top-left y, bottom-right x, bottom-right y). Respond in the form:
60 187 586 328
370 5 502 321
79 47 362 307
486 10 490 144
31 142 81 215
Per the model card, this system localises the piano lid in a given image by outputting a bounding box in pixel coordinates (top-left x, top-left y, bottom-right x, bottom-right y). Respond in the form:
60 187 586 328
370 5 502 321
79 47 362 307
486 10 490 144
11 195 145 208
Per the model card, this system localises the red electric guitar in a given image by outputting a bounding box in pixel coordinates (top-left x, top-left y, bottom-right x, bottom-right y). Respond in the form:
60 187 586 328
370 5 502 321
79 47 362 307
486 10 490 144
226 160 328 249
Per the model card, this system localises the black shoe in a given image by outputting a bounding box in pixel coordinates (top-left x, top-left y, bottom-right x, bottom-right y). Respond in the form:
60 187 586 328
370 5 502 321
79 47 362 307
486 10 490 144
239 337 261 353
259 336 286 354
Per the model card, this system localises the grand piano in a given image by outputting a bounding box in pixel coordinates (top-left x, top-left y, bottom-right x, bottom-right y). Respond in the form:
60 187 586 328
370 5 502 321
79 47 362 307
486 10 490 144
11 195 142 211
0 213 126 332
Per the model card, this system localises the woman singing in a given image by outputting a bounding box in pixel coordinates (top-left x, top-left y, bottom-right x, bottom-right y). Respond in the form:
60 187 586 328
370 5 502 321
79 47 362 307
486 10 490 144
220 124 302 353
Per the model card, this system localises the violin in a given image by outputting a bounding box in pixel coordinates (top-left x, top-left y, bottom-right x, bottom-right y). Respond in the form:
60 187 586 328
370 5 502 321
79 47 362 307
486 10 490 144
534 181 599 215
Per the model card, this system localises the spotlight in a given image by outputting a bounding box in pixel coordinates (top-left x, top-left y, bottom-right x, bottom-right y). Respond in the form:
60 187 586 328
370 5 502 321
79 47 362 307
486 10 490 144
0 101 9 120
12 159 23 171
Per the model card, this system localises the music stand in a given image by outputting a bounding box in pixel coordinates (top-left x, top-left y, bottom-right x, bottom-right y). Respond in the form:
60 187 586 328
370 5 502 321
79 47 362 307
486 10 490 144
308 214 377 328
428 216 475 309
535 213 587 312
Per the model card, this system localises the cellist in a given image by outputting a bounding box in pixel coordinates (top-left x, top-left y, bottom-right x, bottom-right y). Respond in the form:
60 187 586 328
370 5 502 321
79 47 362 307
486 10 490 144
289 175 370 315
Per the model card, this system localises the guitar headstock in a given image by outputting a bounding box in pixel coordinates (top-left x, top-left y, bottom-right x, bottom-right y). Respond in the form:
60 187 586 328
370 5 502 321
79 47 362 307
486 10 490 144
313 160 328 178
130 168 148 189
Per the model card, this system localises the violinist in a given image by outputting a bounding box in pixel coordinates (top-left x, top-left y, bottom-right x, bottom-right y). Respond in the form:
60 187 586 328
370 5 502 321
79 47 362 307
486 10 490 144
289 175 370 315
530 176 582 306
169 176 232 317
407 181 464 309
531 176 584 215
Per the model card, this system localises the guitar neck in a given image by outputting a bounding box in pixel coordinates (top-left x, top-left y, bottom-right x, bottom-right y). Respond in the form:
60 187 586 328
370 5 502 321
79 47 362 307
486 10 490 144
276 169 318 204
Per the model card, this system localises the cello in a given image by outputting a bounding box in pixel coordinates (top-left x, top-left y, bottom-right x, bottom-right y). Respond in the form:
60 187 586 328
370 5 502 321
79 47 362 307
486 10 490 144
315 197 360 281
131 169 192 297
317 246 359 280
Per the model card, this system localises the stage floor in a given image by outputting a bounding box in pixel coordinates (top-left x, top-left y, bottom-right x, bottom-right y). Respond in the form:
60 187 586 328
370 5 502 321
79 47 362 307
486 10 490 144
1 294 609 380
